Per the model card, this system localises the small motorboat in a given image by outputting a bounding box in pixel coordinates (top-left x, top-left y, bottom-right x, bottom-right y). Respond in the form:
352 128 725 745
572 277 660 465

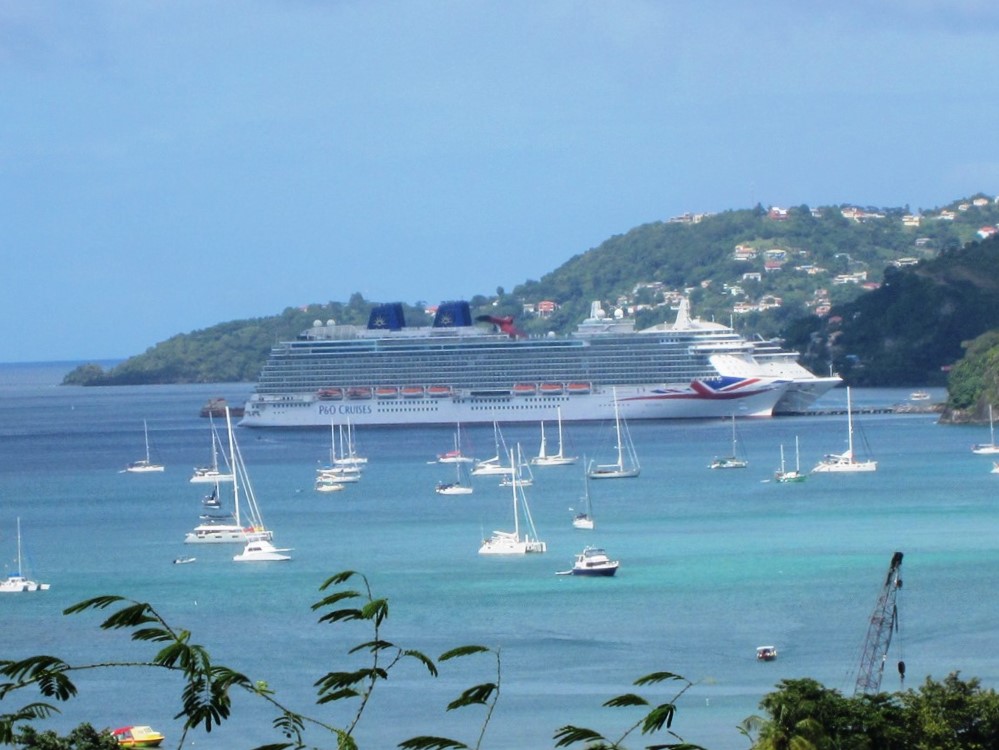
172 556 196 565
233 539 292 562
111 725 165 748
756 645 778 661
556 546 619 577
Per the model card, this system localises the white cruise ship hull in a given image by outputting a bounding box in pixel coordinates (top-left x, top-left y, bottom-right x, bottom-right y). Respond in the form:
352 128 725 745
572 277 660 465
241 380 788 427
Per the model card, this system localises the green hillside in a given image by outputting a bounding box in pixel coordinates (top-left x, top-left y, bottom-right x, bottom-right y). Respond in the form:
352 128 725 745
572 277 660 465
63 195 999 387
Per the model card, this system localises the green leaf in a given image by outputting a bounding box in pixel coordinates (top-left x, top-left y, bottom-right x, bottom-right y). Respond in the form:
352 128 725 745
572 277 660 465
397 736 469 750
438 645 491 661
640 703 677 733
310 589 362 611
553 725 606 747
348 639 397 655
62 595 127 615
603 692 649 708
318 570 358 590
634 671 686 686
402 649 438 677
446 683 496 711
361 598 390 625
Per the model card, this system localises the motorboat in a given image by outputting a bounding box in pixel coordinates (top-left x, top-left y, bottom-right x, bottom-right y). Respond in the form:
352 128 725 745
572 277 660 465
111 725 165 748
556 546 619 577
172 556 196 565
756 646 778 661
233 539 292 562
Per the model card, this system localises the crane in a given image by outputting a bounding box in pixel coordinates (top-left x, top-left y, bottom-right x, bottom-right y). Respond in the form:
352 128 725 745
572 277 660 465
854 551 905 696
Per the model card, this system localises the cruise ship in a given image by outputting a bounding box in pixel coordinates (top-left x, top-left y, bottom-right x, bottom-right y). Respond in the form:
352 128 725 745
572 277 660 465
240 299 838 428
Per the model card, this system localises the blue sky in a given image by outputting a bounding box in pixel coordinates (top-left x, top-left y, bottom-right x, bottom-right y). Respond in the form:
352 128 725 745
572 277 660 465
3 1 998 362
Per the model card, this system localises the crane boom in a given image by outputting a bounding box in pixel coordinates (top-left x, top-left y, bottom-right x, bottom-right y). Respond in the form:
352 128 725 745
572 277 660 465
854 551 904 696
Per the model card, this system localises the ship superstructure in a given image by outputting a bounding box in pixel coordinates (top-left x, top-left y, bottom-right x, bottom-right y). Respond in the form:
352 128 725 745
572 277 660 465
241 299 831 427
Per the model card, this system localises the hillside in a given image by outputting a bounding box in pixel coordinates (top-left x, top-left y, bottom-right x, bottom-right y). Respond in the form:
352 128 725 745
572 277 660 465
63 195 999 386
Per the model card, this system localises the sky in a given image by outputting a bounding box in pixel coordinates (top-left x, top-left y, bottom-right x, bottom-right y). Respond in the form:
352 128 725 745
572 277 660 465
3 1 999 363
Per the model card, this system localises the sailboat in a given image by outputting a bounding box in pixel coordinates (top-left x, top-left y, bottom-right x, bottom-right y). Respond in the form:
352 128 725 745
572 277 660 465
184 408 275 544
1 518 49 593
500 443 534 487
471 422 514 476
332 420 367 468
190 413 234 483
971 404 999 454
587 389 640 479
316 421 361 485
812 387 877 473
436 458 474 495
571 464 595 529
709 415 748 469
124 420 164 473
530 407 578 466
478 446 547 555
774 437 807 483
437 423 475 463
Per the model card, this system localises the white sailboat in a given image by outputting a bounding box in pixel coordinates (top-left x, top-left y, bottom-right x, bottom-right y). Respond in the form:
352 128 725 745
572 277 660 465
1 518 50 593
333 420 367 468
471 422 514 476
184 408 275 544
190 413 234 483
530 407 578 466
812 387 877 473
709 414 748 469
437 423 475 463
971 404 999 454
124 419 164 473
316 421 361 485
587 389 640 479
436 459 474 495
500 443 534 487
571 464 595 529
478 446 547 555
774 436 807 483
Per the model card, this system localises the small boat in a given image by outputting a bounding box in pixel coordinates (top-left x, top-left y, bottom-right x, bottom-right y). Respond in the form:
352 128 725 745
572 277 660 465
401 385 425 398
426 385 452 398
200 397 244 418
190 414 234 484
972 404 999 454
172 556 196 565
315 478 346 493
539 382 564 395
566 382 592 395
512 383 537 396
436 457 473 495
376 386 399 399
531 407 578 467
316 387 343 401
471 422 514 476
556 546 619 577
812 387 877 472
571 464 595 529
346 386 373 400
233 539 292 562
909 391 930 401
124 420 164 473
111 725 165 748
1 518 50 593
756 646 778 661
587 388 640 479
478 447 546 555
500 444 534 487
437 423 475 463
709 414 748 469
774 437 807 483
992 462 999 475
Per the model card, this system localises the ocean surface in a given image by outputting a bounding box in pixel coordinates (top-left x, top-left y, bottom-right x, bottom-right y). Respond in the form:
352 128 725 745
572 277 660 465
1 362 996 750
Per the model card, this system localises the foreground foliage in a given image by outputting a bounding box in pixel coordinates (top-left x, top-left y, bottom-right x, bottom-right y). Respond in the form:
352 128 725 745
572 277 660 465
0 571 706 750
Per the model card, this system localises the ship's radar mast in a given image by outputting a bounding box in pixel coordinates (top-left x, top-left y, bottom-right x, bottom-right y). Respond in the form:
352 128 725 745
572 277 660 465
854 551 905 696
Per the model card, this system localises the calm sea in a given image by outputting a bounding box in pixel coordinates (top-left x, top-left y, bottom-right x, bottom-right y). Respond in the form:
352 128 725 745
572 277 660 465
1 363 996 749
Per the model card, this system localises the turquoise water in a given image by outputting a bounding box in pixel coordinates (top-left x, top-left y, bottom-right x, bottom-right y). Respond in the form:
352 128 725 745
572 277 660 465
1 366 995 749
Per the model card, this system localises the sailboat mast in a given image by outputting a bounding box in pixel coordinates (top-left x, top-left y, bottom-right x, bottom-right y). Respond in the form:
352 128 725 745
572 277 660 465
16 517 22 576
509 448 520 540
225 408 241 527
847 387 855 456
143 419 151 462
556 406 565 459
612 389 624 470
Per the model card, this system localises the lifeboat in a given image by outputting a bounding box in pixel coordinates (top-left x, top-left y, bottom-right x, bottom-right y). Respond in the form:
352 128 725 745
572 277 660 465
566 382 592 395
512 383 538 396
427 385 452 398
401 386 425 398
346 387 373 400
375 386 399 399
539 383 564 395
316 387 344 400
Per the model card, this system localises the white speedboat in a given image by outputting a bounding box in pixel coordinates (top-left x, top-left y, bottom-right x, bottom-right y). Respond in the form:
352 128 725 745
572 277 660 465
756 646 778 661
556 546 619 577
233 539 292 562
